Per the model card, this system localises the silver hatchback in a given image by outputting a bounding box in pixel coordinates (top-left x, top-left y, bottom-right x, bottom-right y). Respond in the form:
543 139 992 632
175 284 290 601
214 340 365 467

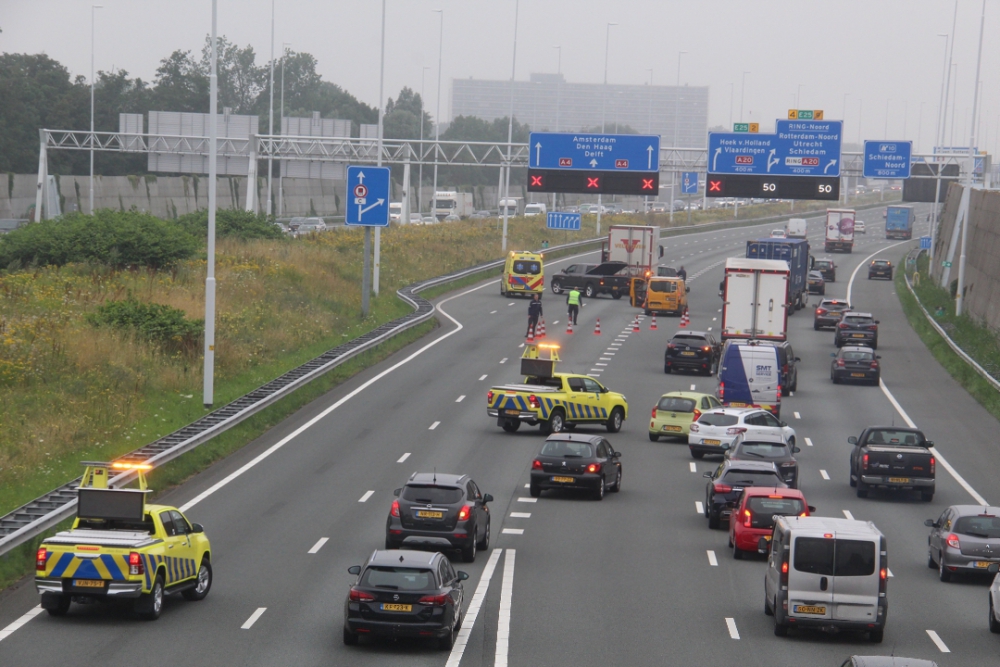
925 505 1000 581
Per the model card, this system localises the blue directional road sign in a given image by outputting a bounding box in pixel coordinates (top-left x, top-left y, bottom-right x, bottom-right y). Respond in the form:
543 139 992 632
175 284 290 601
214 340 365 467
863 140 912 179
345 166 390 226
708 120 843 177
529 132 661 172
546 211 582 230
920 236 932 250
681 171 699 194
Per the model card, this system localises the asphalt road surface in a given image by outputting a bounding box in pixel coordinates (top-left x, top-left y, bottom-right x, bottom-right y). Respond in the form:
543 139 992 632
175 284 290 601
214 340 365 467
6 205 997 666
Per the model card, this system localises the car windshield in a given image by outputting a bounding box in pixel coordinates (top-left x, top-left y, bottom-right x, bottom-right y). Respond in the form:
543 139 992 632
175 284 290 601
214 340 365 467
842 350 874 361
793 538 875 577
540 440 594 458
360 566 435 591
748 496 805 519
400 485 463 504
512 260 541 275
873 260 889 266
865 429 924 446
953 516 1000 538
657 397 696 412
649 280 677 293
736 442 789 458
721 470 781 485
809 272 823 279
699 413 739 427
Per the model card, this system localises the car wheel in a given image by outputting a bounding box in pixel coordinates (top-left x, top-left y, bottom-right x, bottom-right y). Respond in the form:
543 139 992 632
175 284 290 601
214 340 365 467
990 598 1000 634
594 478 605 501
820 288 825 295
773 601 788 637
343 626 359 646
644 309 652 316
41 593 71 616
477 518 491 550
928 551 937 569
501 420 521 433
551 280 563 294
691 450 705 459
182 558 212 601
609 466 622 492
611 291 622 300
541 409 564 435
939 554 952 582
385 535 397 550
708 511 720 529
849 473 857 488
606 408 624 433
136 573 164 621
461 535 478 563
529 482 541 498
921 491 934 502
814 322 820 331
664 363 671 374
831 372 839 384
584 283 596 298
649 432 660 442
733 544 744 560
764 597 774 616
870 628 884 643
856 482 869 499
438 625 455 650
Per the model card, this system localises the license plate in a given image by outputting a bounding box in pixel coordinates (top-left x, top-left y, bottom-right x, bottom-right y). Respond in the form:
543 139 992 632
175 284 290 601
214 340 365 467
380 603 412 612
976 561 992 568
703 439 721 445
794 605 826 615
887 477 910 483
551 476 574 483
851 372 866 377
503 409 521 416
680 351 696 357
73 579 104 588
416 510 443 518
852 333 866 338
663 425 682 432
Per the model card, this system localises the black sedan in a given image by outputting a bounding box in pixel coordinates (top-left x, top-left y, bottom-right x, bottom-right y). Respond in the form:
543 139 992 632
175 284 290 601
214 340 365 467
813 298 851 330
831 346 881 385
703 460 787 529
530 433 622 500
724 437 801 488
807 270 825 295
664 330 721 375
813 258 837 282
343 549 468 649
868 259 893 280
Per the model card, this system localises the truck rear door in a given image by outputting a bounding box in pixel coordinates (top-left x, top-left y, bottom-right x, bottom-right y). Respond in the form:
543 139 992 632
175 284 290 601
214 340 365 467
754 271 789 339
722 270 757 337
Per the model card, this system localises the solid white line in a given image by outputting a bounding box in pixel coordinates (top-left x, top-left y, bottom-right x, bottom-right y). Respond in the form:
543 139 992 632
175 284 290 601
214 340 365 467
445 549 502 667
517 497 537 503
696 501 705 514
805 437 814 447
510 512 531 518
502 528 524 535
845 239 912 305
397 453 411 463
358 490 375 502
707 550 718 566
455 395 466 403
241 607 267 629
926 629 951 653
479 374 488 381
843 509 855 520
499 358 507 364
793 411 801 419
820 469 830 480
725 617 740 640
495 550 516 667
690 384 697 391
0 606 43 642
308 537 329 554
689 462 697 473
429 421 440 430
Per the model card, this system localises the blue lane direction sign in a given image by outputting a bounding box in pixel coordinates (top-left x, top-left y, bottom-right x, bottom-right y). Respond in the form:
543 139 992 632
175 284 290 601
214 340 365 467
529 132 660 172
708 119 842 177
863 140 912 179
546 211 582 230
345 166 391 226
681 171 699 194
920 235 931 250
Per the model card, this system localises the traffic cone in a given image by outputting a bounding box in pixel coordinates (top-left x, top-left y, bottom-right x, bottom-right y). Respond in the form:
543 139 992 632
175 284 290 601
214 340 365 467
537 319 546 338
650 314 658 330
526 327 535 343
566 320 574 335
632 316 640 333
680 309 689 328
594 318 601 335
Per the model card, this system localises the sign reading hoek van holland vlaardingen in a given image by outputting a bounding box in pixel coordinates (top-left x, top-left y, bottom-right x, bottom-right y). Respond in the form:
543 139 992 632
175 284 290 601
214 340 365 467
708 120 842 177
529 132 661 172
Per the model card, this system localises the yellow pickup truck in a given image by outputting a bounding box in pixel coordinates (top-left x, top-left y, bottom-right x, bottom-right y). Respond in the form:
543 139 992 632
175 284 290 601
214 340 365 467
487 344 628 434
34 462 212 620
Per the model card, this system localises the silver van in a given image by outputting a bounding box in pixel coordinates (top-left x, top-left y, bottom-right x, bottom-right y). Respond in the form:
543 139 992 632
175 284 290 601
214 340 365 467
763 516 887 642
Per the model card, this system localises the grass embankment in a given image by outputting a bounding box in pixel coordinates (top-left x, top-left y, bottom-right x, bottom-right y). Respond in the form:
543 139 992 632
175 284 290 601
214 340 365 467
896 252 1000 421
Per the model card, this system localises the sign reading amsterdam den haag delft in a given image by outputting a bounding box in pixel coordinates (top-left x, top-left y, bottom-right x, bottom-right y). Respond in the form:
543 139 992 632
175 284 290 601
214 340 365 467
708 120 843 177
863 140 912 179
529 132 660 172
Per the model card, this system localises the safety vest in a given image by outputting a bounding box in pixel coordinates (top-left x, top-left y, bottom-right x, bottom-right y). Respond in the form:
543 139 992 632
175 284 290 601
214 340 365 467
567 290 581 306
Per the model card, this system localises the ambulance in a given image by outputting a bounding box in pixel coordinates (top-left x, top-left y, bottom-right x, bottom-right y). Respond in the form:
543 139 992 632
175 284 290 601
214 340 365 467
501 251 545 298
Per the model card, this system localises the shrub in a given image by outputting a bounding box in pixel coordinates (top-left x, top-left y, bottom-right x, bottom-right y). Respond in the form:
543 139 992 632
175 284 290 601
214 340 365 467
176 209 285 241
86 299 203 353
0 210 198 270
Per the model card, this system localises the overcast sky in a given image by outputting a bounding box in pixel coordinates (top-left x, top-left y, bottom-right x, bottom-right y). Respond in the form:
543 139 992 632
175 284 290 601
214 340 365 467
3 0 997 153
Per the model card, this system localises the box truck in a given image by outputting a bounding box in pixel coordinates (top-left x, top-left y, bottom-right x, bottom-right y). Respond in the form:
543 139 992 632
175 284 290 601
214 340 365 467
601 225 658 274
786 218 807 239
720 258 790 341
745 238 811 312
824 208 855 253
433 191 474 220
885 205 914 239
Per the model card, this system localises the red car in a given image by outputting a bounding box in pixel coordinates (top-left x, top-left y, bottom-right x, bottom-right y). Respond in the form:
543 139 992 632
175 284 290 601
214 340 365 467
728 487 814 559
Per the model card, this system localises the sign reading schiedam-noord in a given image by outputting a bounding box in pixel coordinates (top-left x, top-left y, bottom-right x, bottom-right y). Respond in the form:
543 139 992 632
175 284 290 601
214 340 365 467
863 140 912 179
708 119 842 177
529 132 660 172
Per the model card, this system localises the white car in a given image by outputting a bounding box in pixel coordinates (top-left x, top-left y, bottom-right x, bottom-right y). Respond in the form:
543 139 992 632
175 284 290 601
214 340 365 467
855 220 866 234
687 407 796 458
770 229 787 238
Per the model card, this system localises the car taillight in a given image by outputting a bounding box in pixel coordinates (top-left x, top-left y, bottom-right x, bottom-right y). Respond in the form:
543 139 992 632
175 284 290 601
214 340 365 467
930 457 936 475
868 325 878 331
349 588 376 602
862 453 869 470
532 459 543 470
702 346 711 353
946 533 960 549
128 551 144 576
487 390 494 403
780 558 789 585
782 363 789 375
651 407 657 419
839 322 849 329
667 343 675 349
725 426 747 436
418 594 450 606
718 381 724 399
743 509 752 527
870 361 879 369
36 547 47 570
713 483 732 494
457 505 472 521
816 308 827 315
586 463 601 473
390 500 400 517
528 394 540 409
780 462 796 468
692 408 701 422
836 359 845 367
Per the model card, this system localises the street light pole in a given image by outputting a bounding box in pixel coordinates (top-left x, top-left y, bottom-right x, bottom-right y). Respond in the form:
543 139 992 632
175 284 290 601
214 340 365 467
418 65 429 216
203 0 218 407
266 0 274 216
884 99 890 139
278 42 290 216
935 33 949 150
795 83 804 110
739 71 749 122
373 0 386 298
431 9 443 223
857 98 863 145
89 4 103 215
670 51 686 225
501 0 520 252
597 22 617 236
941 0 958 148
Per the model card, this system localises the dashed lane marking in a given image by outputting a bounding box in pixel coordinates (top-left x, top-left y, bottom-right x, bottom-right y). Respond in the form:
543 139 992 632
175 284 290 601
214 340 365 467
456 395 466 402
308 537 329 554
501 528 524 535
926 630 951 653
490 310 497 314
696 501 705 514
241 608 267 629
690 462 697 473
690 384 696 391
397 453 411 463
358 490 375 502
707 550 718 566
499 358 507 364
479 374 488 381
794 412 801 419
429 421 440 430
805 437 813 447
820 470 830 480
726 618 740 640
510 512 531 518
517 497 537 503
843 509 855 520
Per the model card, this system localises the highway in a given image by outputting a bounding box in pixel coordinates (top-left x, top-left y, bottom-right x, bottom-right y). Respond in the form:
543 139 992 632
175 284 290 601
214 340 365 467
4 204 1000 666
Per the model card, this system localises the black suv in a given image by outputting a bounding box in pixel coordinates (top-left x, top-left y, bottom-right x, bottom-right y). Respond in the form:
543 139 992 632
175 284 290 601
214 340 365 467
386 473 492 562
343 549 469 649
814 298 852 330
868 259 893 280
703 460 787 529
754 339 800 394
834 311 880 349
813 258 837 282
664 330 722 375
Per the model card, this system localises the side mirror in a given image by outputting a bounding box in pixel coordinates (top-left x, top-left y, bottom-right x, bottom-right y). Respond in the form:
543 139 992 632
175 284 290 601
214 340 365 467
792 447 801 454
757 537 772 554
848 436 858 445
456 571 470 581
613 451 622 457
807 505 817 513
779 421 787 427
925 440 935 446
483 493 494 503
875 355 882 359
794 357 801 362
875 320 881 324
830 352 837 357
190 522 204 533
347 565 361 575
720 443 731 451
924 519 938 528
703 472 713 479
393 488 401 497
659 246 664 258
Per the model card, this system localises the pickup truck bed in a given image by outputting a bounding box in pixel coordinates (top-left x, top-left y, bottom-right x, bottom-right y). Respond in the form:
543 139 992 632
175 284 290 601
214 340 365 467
849 427 935 501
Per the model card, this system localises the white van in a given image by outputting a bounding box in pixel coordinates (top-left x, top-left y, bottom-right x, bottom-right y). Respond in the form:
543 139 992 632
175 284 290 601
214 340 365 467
523 202 547 217
717 340 782 417
786 218 807 238
764 516 887 642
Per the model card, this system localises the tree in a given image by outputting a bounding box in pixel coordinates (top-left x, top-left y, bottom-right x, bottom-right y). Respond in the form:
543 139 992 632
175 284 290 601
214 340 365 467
150 50 208 113
383 87 431 140
199 36 265 115
93 69 152 175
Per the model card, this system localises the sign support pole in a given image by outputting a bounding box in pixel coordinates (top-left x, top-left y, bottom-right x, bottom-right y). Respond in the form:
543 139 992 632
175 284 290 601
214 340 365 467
373 0 386 297
203 0 218 407
362 227 371 317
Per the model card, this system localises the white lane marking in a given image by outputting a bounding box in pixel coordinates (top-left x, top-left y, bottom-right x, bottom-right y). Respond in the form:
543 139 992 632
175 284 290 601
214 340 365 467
358 490 375 503
587 374 602 377
696 501 705 514
397 453 411 463
595 363 608 367
479 374 488 381
510 512 531 518
495 550 516 667
690 462 697 473
429 421 440 430
445 549 502 667
178 281 493 513
707 550 718 566
788 391 794 397
926 629 951 653
843 509 855 520
308 537 329 554
887 568 894 577
490 310 497 314
524 483 530 488
846 239 912 303
690 384 697 391
879 379 989 505
820 469 830 480
553 320 559 325
712 317 717 321
604 351 615 355
499 358 507 364
456 395 466 402
0 606 43 642
507 302 515 306
517 497 537 503
518 343 524 348
600 356 612 361
726 617 741 640
241 607 267 629
805 437 814 447
707 327 712 331
502 528 524 535
793 411 801 419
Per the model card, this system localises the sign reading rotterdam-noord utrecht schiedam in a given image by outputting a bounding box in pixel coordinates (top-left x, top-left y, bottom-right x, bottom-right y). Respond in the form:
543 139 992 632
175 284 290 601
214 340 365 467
708 120 842 177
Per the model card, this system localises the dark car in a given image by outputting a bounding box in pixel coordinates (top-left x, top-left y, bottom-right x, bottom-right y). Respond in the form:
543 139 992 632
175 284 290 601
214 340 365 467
831 346 881 385
848 426 935 501
724 437 801 488
343 549 469 649
386 473 493 562
835 311 880 349
754 340 800 394
530 433 622 500
813 298 852 330
868 259 893 280
813 258 836 282
702 460 787 529
807 270 825 295
664 330 721 375
925 505 1000 582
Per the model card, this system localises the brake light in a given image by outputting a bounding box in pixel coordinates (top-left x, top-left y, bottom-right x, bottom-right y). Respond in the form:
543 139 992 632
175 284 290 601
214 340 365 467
667 343 675 349
725 426 747 436
870 361 879 369
350 588 376 602
780 559 789 586
36 547 47 570
836 359 845 367
586 463 601 474
390 499 400 517
816 308 827 315
743 509 752 527
692 408 701 422
930 456 936 475
839 322 849 329
862 453 869 470
782 364 789 375
457 505 472 521
946 533 960 549
718 381 725 399
880 568 887 580
702 346 711 353
713 483 732 494
868 325 878 331
487 390 494 403
532 459 543 470
418 594 451 606
128 551 144 576
528 394 540 409
651 407 657 419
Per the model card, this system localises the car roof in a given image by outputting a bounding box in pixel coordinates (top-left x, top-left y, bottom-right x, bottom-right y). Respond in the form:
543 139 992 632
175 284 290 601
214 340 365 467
367 549 439 568
741 486 806 499
705 407 758 416
820 298 849 305
671 330 710 337
840 345 875 353
659 391 715 400
872 259 890 263
862 425 924 434
946 505 1000 517
544 433 605 445
407 472 467 487
777 515 884 538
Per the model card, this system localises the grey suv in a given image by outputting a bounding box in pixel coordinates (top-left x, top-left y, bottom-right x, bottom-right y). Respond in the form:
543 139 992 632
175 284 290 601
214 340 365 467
834 311 879 349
